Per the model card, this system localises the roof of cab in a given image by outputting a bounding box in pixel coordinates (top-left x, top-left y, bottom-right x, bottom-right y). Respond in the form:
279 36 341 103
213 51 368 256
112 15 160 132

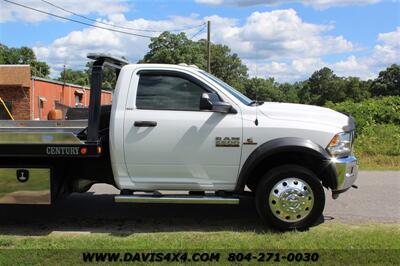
122 63 204 74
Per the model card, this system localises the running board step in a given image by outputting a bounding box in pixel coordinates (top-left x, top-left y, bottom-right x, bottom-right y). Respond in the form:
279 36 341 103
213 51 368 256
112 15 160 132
114 195 239 205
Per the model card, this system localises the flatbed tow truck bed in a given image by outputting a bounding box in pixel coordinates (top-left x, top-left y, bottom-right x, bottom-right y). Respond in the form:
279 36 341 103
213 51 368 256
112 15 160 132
0 54 126 205
0 120 86 141
0 120 86 133
0 120 102 157
0 54 127 159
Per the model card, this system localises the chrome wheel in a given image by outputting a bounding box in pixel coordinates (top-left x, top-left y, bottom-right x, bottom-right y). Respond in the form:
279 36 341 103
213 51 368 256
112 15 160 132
268 177 314 222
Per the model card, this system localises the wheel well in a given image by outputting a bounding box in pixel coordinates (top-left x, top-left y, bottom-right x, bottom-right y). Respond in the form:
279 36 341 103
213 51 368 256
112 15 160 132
245 151 334 191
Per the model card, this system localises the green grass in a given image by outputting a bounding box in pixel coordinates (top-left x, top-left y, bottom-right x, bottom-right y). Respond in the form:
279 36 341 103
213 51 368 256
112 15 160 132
0 223 399 265
356 154 400 170
355 124 400 170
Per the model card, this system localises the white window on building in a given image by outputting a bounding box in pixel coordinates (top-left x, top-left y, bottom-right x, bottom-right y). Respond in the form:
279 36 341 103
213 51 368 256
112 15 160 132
74 90 84 107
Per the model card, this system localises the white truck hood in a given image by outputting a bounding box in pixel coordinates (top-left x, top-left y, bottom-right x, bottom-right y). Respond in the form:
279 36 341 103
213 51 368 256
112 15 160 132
258 102 350 130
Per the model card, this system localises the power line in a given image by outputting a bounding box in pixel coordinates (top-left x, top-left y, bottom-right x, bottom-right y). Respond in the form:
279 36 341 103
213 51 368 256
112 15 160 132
40 0 205 33
3 0 153 38
190 26 206 40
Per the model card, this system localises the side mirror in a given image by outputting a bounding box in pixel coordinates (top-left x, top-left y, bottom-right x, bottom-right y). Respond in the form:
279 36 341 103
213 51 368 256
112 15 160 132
200 92 236 114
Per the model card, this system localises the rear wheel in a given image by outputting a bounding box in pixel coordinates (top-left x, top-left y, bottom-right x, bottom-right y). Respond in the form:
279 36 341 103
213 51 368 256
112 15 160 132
255 164 325 231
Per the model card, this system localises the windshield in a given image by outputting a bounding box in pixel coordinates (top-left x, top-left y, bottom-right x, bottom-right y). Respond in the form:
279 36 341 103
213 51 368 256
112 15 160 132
198 71 253 105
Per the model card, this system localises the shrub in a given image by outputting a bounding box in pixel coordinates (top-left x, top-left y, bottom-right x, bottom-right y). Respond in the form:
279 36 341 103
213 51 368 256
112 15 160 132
355 124 400 156
325 96 400 133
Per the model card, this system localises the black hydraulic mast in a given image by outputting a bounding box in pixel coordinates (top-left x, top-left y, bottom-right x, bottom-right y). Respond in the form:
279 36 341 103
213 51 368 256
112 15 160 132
86 53 128 143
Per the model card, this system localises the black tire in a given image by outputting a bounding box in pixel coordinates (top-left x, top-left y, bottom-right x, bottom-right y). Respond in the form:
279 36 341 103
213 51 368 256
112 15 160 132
255 164 325 231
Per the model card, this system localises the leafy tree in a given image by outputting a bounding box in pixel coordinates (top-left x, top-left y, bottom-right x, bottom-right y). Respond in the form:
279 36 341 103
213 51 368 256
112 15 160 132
4 38 397 104
198 40 248 92
370 64 400 96
140 32 205 66
243 77 282 102
140 32 248 92
299 67 347 105
30 61 50 78
298 68 372 105
57 62 117 90
0 44 6 63
343 77 370 102
84 62 117 90
0 43 50 77
57 68 89 86
278 82 301 103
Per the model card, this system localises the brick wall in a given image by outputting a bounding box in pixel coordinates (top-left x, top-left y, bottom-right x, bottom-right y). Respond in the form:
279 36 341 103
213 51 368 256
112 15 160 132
0 86 30 120
0 65 30 87
32 78 113 120
0 65 113 120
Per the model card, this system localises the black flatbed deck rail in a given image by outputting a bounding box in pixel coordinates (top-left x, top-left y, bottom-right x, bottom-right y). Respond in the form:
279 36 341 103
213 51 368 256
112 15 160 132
0 142 102 158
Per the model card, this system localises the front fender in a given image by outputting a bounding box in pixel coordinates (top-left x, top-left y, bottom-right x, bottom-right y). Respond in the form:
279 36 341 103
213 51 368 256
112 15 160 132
235 137 337 193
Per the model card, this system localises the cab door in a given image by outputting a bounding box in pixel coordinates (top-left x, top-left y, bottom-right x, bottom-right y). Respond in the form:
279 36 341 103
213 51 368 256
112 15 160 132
123 70 242 191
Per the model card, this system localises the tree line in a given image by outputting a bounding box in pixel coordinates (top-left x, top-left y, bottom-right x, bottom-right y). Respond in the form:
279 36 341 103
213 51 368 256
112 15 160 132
0 43 49 78
1 34 399 106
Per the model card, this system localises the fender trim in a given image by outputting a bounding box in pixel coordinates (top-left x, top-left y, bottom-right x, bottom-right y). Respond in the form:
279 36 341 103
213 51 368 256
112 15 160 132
234 137 337 192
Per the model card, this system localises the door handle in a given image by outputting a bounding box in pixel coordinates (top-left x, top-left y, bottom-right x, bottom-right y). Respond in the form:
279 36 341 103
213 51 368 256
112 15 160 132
134 121 157 127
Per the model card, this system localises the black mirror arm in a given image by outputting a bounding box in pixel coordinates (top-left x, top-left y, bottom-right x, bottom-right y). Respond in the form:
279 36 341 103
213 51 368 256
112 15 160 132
229 106 238 114
200 92 237 114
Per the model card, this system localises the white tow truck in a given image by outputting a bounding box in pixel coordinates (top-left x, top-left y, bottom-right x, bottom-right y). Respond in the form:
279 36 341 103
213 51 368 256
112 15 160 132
0 54 358 230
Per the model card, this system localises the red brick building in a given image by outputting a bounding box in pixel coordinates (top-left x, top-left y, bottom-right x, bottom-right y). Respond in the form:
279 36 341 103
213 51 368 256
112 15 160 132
0 65 112 120
0 65 31 120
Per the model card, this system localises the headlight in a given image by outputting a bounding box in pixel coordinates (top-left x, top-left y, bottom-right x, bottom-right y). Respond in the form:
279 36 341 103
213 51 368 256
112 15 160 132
327 132 353 158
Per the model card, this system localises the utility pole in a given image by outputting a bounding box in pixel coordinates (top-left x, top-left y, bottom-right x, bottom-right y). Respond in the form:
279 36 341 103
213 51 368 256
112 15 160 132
63 64 66 86
207 20 211 73
62 60 66 104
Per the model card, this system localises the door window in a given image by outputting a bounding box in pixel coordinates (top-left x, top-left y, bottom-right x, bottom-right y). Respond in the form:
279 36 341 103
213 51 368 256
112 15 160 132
136 74 206 111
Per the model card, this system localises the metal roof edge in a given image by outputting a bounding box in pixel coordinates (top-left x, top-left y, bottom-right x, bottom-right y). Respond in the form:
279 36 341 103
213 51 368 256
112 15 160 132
32 76 112 94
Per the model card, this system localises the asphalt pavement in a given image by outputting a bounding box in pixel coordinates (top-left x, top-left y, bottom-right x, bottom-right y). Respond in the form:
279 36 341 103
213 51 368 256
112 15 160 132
0 171 398 236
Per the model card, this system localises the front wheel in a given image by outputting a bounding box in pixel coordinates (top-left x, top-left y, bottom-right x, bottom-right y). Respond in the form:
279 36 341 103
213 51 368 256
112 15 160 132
255 164 325 231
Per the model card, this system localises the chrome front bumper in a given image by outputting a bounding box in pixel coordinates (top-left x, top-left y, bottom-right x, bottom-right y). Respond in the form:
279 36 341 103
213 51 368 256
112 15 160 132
332 156 358 193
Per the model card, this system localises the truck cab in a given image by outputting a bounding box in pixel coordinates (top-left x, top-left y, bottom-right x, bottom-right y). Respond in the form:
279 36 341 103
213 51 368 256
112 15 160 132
0 54 358 231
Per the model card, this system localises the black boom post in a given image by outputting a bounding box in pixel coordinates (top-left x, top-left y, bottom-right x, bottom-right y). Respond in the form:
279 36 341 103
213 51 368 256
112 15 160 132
86 53 129 143
87 59 104 142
